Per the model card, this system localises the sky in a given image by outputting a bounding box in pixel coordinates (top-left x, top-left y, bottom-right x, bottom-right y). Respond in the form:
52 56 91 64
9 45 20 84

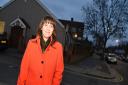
0 0 9 6
0 0 91 22
0 0 127 46
42 0 92 21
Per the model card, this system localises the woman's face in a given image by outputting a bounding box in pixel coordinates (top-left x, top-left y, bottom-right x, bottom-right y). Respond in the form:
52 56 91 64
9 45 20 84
41 21 54 40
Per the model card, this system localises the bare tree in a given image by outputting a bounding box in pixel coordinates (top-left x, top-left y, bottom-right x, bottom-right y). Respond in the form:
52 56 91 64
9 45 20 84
82 0 128 50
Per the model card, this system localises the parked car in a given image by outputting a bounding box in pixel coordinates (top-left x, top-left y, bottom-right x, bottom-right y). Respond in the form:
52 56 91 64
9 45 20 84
104 53 117 64
0 33 8 51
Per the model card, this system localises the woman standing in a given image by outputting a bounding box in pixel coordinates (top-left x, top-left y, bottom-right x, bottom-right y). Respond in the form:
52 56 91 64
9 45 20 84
17 16 64 85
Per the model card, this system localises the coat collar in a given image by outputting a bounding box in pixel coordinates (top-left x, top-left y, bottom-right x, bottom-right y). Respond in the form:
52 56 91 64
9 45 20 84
34 35 54 53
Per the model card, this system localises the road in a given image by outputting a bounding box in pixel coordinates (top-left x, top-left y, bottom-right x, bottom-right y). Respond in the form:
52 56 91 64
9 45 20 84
0 48 128 85
109 60 128 85
0 62 19 85
61 60 128 85
62 70 120 85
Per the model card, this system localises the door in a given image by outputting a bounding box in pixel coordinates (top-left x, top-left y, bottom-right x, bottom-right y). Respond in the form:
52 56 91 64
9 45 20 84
9 26 23 48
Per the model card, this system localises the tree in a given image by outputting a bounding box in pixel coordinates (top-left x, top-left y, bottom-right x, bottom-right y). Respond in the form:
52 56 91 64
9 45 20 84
82 0 128 50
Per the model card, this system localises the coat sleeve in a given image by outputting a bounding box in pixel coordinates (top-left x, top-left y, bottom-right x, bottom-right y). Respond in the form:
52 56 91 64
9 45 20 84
52 43 64 85
17 40 31 85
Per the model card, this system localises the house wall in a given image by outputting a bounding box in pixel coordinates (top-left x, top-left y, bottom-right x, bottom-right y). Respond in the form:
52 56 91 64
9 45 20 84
0 0 65 46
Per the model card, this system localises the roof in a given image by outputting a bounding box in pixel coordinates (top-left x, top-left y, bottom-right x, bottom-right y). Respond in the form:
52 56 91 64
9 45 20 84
0 0 64 28
59 19 84 29
35 0 64 28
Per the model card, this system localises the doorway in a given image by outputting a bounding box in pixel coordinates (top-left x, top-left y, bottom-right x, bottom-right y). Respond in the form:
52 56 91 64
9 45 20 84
9 26 23 48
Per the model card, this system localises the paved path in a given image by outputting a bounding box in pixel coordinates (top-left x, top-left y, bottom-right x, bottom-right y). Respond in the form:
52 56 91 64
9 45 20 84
64 54 123 82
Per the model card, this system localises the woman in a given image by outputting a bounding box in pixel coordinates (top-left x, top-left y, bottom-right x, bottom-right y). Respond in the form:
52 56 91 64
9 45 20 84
17 16 64 85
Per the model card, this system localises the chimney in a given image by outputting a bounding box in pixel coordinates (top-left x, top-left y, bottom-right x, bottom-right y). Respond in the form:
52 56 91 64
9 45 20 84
71 17 74 22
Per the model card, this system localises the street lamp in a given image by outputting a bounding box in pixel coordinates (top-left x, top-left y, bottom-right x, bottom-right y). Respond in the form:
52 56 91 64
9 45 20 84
116 39 119 46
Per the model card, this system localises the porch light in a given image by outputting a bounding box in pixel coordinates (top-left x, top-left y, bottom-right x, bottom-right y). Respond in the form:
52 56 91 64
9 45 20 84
74 33 78 38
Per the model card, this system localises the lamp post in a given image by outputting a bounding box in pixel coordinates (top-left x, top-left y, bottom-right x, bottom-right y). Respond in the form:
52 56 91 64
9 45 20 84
116 39 119 46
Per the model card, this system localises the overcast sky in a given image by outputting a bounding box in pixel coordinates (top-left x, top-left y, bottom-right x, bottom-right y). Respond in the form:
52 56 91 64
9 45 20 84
42 0 92 21
0 0 8 6
0 0 127 45
0 0 92 21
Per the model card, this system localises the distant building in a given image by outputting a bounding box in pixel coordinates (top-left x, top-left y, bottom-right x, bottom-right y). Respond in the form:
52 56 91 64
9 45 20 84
0 0 65 51
59 18 85 63
59 18 84 42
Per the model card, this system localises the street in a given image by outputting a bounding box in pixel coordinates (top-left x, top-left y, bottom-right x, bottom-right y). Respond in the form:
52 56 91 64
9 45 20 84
61 55 128 85
0 48 20 85
0 48 128 85
0 62 19 85
62 70 119 85
62 59 128 85
109 60 128 85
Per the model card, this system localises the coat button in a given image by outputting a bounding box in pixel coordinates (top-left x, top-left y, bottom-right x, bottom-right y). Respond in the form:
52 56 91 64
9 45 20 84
41 61 44 64
40 75 42 78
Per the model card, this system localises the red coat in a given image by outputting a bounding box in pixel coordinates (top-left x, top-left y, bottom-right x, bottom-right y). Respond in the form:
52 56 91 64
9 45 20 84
17 36 64 85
